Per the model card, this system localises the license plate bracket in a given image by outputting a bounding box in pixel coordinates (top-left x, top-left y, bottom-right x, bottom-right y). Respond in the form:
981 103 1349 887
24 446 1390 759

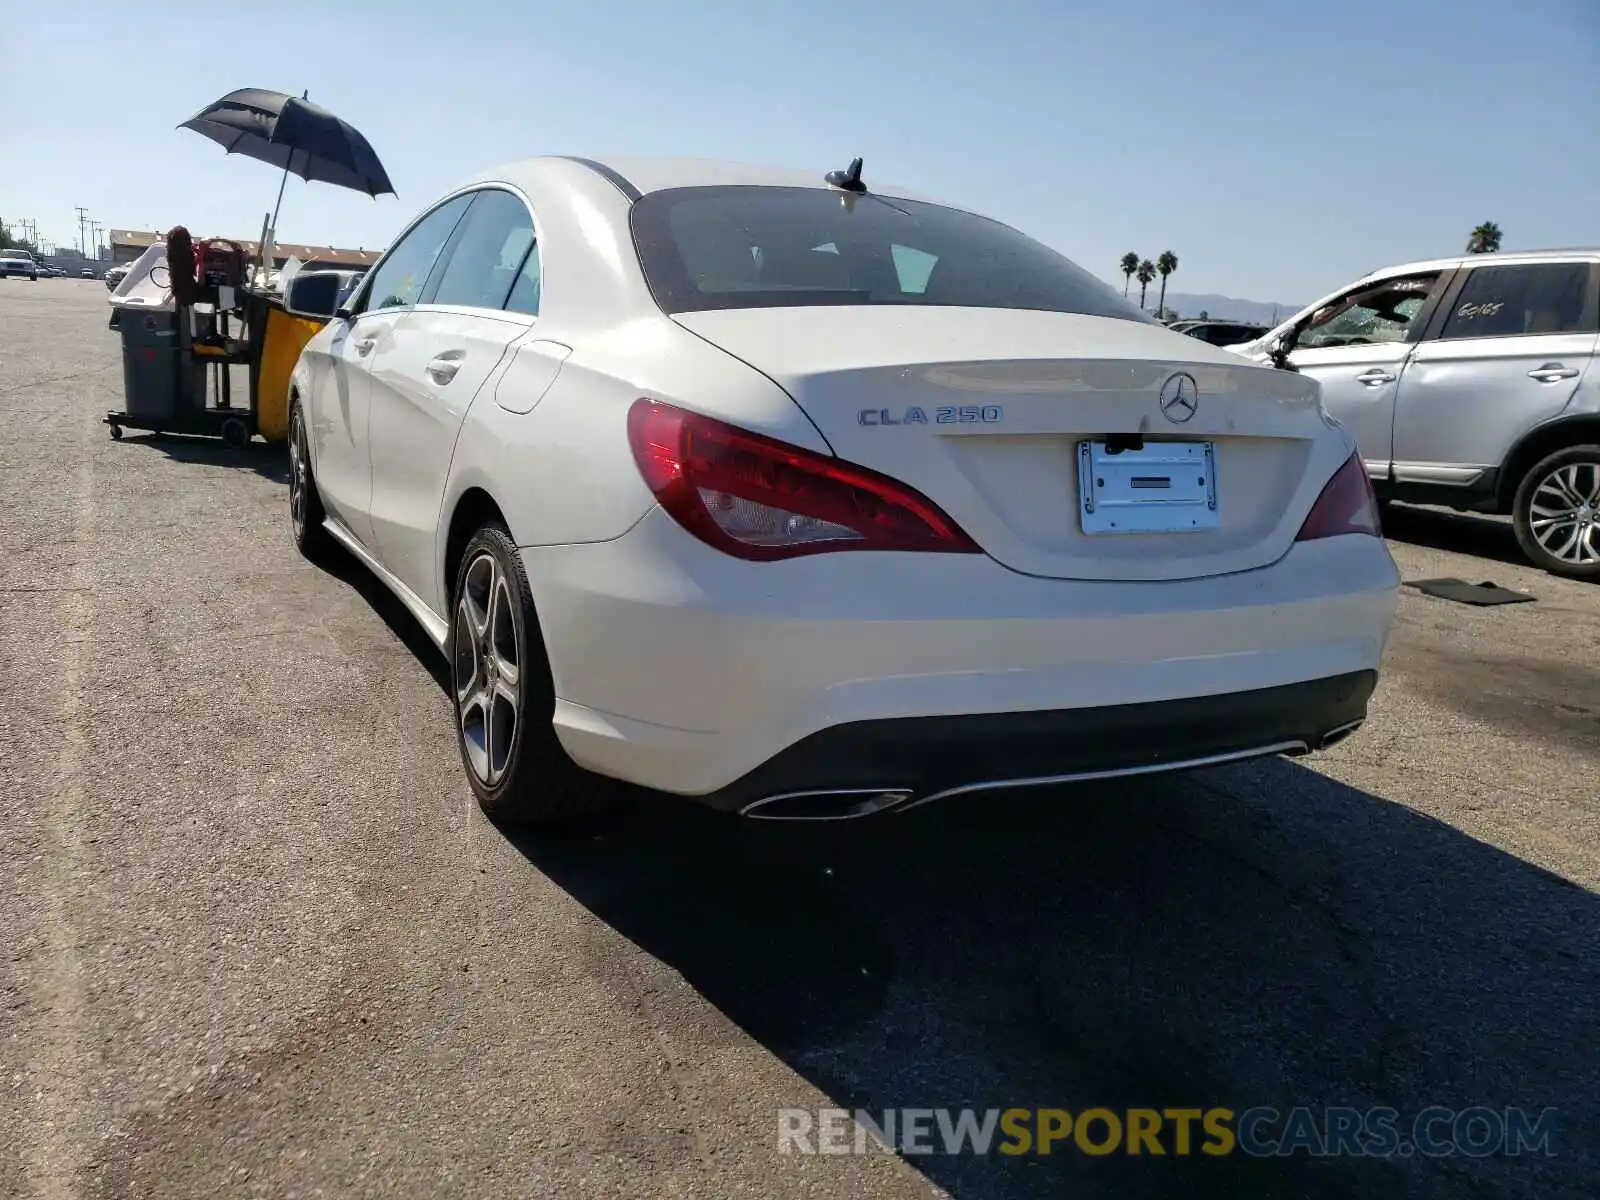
1078 440 1219 535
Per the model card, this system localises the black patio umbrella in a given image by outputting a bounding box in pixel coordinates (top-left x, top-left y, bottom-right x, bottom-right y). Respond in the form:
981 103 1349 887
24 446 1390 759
180 88 395 250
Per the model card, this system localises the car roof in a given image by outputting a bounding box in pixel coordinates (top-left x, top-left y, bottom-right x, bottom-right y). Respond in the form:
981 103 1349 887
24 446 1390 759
1361 247 1600 282
471 154 942 205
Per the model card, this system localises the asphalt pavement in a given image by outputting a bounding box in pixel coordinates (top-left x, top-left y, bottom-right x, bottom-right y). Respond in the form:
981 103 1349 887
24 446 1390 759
3 281 1597 1199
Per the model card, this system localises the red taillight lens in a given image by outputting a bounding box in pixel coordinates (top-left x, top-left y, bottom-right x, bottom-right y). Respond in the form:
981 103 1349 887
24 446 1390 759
626 399 981 561
1296 452 1382 541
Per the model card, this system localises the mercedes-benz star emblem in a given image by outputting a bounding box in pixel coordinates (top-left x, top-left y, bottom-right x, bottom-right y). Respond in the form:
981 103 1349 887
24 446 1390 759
1159 373 1199 423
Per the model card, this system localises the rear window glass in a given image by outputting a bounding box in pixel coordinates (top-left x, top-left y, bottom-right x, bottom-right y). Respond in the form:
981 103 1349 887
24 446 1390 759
1439 263 1597 339
630 186 1151 322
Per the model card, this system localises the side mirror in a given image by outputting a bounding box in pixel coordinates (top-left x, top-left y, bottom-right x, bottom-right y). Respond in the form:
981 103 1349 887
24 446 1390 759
1266 334 1300 372
283 270 345 321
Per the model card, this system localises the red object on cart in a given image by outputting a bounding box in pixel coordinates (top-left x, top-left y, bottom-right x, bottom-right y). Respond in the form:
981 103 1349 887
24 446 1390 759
195 239 247 291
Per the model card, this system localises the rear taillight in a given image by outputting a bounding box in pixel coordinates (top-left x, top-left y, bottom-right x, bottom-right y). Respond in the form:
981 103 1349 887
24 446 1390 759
626 399 981 561
1296 452 1382 541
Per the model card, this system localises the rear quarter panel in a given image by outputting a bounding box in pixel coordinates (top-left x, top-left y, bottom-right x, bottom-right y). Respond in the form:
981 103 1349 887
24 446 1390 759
441 314 819 575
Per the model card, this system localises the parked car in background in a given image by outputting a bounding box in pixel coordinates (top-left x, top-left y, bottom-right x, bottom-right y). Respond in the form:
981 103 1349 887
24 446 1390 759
281 154 1398 827
104 264 130 289
1229 250 1600 579
1177 319 1270 347
82 267 99 279
0 251 39 280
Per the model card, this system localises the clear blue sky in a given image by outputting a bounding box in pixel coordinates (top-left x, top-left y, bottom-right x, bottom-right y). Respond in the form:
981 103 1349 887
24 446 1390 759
2 0 1595 304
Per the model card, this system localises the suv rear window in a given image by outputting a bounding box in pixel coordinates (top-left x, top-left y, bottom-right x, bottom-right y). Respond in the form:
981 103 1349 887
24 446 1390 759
1439 263 1598 339
630 185 1151 322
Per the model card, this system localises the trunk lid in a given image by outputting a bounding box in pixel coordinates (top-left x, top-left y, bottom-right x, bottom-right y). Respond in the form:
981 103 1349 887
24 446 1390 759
673 307 1346 581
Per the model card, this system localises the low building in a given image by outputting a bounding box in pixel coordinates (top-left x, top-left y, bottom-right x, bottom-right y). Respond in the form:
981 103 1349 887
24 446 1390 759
109 229 382 272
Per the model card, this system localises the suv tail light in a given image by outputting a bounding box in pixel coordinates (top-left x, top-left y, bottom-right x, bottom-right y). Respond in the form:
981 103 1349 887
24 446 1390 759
627 399 981 561
1296 452 1382 541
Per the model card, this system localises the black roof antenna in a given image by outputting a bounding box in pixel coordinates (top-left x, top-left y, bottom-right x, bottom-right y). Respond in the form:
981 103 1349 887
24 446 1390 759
825 157 866 193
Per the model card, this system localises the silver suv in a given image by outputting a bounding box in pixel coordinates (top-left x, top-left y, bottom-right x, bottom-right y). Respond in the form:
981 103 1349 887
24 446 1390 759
1230 250 1600 579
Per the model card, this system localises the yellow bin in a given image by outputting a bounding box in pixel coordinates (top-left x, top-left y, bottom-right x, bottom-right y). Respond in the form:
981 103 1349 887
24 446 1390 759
255 307 327 443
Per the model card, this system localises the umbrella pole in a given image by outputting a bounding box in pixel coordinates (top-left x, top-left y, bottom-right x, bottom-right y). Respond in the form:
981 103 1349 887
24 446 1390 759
264 91 307 243
267 161 290 241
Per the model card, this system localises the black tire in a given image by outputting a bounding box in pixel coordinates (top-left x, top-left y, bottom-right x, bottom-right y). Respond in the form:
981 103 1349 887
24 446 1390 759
288 402 334 561
221 418 251 449
450 523 614 824
1512 444 1600 581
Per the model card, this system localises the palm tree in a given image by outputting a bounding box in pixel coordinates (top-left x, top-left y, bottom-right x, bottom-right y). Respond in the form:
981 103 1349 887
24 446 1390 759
1135 259 1156 309
1119 252 1139 298
1467 222 1503 254
1155 250 1178 318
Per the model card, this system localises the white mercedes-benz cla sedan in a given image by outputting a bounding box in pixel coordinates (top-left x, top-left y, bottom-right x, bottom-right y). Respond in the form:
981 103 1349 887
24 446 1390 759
283 154 1400 824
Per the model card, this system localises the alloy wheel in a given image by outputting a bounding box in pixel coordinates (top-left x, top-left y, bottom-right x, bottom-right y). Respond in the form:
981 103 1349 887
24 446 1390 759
454 552 521 786
288 415 308 537
1527 461 1600 567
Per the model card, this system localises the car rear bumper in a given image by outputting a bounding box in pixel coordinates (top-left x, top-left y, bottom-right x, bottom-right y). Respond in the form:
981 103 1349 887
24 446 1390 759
700 670 1374 815
523 507 1400 802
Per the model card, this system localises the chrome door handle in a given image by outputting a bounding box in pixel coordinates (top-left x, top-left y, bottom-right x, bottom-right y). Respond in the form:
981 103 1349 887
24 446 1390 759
1528 363 1579 383
426 354 463 384
1355 369 1396 385
354 337 376 356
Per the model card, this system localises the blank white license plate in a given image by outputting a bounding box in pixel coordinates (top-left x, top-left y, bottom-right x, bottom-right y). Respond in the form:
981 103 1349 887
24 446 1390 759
1077 440 1219 535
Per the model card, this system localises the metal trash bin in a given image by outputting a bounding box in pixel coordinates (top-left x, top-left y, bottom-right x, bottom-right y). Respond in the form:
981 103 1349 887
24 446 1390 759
117 310 203 423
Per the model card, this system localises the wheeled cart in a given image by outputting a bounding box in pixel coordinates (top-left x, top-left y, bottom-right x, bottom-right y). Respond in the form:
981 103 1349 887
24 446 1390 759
103 305 255 447
103 239 328 448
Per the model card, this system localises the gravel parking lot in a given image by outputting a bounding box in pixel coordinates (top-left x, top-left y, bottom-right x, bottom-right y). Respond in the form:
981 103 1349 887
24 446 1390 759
3 281 1597 1199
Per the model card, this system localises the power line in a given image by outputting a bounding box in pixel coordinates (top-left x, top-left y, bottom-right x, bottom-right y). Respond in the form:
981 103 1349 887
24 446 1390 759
75 206 89 257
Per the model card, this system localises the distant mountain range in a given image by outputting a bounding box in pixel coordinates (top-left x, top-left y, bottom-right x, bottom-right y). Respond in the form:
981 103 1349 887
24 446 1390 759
1159 293 1305 326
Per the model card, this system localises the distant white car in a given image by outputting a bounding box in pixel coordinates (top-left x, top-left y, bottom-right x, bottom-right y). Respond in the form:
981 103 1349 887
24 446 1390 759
284 155 1400 824
0 251 39 280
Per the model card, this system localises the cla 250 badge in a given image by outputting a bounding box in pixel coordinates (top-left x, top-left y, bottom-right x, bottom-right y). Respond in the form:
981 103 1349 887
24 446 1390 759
857 406 1003 426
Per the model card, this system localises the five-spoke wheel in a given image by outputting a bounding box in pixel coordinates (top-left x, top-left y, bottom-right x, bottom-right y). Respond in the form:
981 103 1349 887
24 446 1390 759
448 524 611 823
453 551 522 787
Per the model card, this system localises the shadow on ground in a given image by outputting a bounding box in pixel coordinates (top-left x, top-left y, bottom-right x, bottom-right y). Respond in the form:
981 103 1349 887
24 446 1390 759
316 515 1597 1198
129 432 292 486
313 548 452 694
510 763 1598 1199
1382 504 1526 569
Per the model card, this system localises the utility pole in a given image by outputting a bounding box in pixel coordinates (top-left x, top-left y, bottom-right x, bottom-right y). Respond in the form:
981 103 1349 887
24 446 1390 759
90 221 103 260
75 207 89 257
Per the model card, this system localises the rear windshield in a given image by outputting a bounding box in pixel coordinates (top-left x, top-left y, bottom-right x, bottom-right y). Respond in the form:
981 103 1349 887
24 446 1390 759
630 185 1151 322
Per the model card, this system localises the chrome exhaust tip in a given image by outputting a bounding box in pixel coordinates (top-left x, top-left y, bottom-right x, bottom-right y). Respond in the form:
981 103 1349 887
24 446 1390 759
740 788 915 821
1318 719 1364 749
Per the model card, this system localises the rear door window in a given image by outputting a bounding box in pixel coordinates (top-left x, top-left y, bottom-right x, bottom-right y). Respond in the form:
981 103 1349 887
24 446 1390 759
426 189 537 311
1438 263 1598 340
504 243 542 316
